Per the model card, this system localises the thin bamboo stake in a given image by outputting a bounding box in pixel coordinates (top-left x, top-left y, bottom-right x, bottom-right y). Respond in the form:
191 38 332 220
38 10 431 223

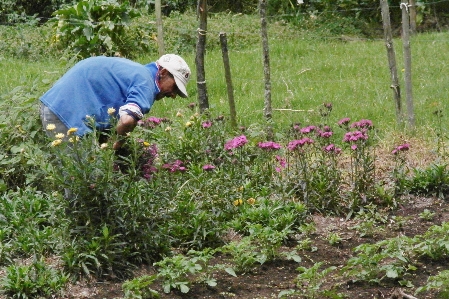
219 32 237 128
401 0 415 128
196 0 209 112
380 0 403 124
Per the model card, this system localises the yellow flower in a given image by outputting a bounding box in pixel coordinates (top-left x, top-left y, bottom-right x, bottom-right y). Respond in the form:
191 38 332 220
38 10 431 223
185 121 192 127
176 111 183 117
67 127 78 136
51 139 62 147
100 143 108 149
233 199 243 206
165 126 172 132
46 124 56 131
69 136 80 143
55 133 65 139
143 141 150 147
238 186 244 192
247 198 256 205
107 107 116 115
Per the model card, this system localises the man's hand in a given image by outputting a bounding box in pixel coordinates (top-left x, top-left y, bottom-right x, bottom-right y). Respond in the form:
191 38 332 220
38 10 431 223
113 114 138 150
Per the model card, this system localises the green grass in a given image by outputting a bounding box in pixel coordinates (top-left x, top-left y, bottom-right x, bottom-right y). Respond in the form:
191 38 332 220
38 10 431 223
1 15 449 140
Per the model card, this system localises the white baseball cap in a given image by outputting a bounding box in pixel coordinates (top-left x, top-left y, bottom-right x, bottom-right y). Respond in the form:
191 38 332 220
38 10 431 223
157 54 191 98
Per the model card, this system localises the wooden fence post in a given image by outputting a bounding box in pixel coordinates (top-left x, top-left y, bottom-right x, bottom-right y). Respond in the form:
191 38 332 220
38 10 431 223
196 0 209 112
259 0 272 122
401 0 415 127
155 0 165 56
380 0 403 124
219 32 237 128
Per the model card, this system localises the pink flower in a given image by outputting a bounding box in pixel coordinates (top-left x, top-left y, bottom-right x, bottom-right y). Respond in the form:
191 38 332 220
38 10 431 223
351 119 373 129
224 135 248 151
392 143 410 155
162 160 187 172
275 155 287 172
338 117 351 126
202 164 216 171
343 131 368 143
202 121 212 128
287 137 314 151
323 144 342 154
300 125 316 134
258 141 281 150
351 144 358 150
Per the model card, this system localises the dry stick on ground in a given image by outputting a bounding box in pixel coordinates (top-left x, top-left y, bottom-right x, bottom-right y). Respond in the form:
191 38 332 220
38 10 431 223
389 288 418 299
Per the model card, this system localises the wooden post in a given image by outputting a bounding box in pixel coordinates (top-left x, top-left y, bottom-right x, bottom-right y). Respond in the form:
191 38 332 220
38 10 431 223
219 32 237 128
155 0 165 56
409 0 417 35
380 0 403 124
259 0 272 121
401 0 415 127
196 0 209 112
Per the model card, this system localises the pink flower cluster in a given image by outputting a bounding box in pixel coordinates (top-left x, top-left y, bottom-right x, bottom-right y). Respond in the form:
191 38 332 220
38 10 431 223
225 135 248 151
287 137 314 151
300 125 316 134
343 131 368 143
337 117 351 126
351 119 373 129
140 143 159 180
323 144 342 154
138 116 170 129
392 143 410 155
275 155 287 172
258 141 282 151
162 160 187 173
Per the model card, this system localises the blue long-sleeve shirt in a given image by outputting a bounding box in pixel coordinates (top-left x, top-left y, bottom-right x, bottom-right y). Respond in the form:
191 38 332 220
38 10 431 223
40 56 159 136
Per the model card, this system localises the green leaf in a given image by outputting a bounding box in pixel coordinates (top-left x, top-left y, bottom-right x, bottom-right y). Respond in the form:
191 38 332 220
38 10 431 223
179 283 189 293
386 268 398 278
225 267 237 277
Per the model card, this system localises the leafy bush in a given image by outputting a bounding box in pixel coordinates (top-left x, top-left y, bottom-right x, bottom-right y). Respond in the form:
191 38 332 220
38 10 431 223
51 0 141 58
406 164 449 199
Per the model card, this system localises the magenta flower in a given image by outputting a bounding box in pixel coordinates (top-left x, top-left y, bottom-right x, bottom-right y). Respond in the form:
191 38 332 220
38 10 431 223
224 135 248 151
343 131 368 143
317 130 333 138
351 144 358 150
287 137 314 151
140 144 159 180
275 155 287 172
202 121 212 128
300 125 316 134
202 164 216 171
258 141 282 151
323 144 342 154
162 160 187 172
392 143 410 155
351 119 373 129
338 117 351 126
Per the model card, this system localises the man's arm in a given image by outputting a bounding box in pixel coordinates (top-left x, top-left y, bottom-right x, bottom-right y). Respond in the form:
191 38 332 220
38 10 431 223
113 114 138 150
